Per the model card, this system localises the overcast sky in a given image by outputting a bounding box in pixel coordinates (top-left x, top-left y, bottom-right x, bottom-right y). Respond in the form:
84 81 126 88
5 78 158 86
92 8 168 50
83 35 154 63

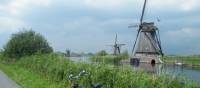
0 0 200 55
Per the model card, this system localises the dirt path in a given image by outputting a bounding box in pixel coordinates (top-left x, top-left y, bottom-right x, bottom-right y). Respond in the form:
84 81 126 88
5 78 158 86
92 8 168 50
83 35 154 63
0 70 21 88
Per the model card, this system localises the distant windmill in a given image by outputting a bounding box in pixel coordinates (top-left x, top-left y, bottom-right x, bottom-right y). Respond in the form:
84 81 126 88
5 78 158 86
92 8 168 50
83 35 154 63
129 0 164 64
107 34 125 56
65 49 71 57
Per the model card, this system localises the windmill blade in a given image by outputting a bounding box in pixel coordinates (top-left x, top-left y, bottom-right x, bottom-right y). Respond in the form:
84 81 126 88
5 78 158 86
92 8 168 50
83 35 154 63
117 47 121 54
143 32 158 53
115 34 118 45
118 44 126 45
156 30 164 56
117 44 126 46
128 24 139 28
157 17 161 22
140 0 147 24
114 47 117 55
106 45 114 47
131 29 141 54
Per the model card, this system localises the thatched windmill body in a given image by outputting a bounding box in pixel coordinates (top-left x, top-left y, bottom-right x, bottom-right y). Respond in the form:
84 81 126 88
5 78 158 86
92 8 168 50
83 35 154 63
130 0 163 64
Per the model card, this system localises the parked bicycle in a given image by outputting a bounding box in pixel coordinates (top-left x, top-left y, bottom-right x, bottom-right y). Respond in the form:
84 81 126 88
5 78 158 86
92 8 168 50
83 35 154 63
68 70 103 88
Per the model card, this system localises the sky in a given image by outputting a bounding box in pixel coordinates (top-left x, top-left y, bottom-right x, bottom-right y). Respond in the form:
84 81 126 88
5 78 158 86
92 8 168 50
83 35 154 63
0 0 200 55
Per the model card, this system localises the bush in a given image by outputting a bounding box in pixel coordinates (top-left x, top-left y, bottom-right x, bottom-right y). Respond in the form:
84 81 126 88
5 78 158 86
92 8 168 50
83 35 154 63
96 50 108 56
91 55 128 65
91 50 129 65
120 50 129 59
0 50 3 61
3 30 53 59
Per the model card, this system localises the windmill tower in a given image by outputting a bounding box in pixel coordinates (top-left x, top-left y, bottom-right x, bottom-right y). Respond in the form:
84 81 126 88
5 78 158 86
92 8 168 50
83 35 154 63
108 34 125 56
130 0 164 64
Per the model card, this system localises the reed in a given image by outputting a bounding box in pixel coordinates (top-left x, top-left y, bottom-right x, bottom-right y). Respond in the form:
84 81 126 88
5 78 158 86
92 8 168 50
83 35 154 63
0 54 199 88
163 56 200 66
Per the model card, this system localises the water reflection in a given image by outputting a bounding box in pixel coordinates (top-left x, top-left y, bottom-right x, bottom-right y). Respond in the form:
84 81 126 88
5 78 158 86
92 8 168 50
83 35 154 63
130 63 200 83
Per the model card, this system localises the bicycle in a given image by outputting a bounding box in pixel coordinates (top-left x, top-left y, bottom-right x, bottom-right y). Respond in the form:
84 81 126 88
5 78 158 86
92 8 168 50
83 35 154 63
68 70 103 88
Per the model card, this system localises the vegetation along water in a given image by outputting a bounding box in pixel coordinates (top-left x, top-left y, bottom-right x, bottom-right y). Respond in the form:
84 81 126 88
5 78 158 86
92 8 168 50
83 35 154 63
0 30 199 88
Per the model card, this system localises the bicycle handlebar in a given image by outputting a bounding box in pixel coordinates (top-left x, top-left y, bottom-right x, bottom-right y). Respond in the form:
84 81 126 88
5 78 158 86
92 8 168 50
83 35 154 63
68 70 102 88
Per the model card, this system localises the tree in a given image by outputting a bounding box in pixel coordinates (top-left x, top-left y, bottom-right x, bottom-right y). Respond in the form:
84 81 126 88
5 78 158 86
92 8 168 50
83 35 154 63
65 49 71 57
120 50 129 59
0 49 2 53
96 50 108 56
3 30 53 58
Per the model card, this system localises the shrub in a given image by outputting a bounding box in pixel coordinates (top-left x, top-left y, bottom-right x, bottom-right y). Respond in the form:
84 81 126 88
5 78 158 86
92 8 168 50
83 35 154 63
90 55 128 65
3 30 53 59
120 50 129 59
96 50 108 56
0 50 3 61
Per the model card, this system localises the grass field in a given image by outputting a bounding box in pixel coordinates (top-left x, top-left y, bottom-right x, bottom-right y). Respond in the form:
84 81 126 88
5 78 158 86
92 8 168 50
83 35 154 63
0 63 66 88
0 54 199 88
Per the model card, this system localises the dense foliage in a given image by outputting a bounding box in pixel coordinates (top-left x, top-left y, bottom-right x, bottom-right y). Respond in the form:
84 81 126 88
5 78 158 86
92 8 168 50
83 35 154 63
90 55 127 65
96 50 108 56
91 50 129 64
0 54 197 88
3 30 53 58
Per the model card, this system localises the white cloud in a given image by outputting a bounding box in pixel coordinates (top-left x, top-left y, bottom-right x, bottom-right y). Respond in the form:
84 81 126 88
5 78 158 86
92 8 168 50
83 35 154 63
0 17 26 34
85 0 122 9
0 0 52 16
60 17 134 52
167 28 200 38
84 0 137 10
180 0 199 12
63 17 134 32
84 0 200 12
1 0 199 16
78 0 200 12
149 0 200 12
163 28 200 55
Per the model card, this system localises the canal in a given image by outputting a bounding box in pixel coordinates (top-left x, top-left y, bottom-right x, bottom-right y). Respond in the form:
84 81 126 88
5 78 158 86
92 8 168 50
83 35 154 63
130 63 200 83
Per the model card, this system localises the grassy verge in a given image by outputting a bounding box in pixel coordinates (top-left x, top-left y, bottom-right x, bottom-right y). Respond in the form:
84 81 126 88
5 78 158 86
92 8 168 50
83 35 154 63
0 62 66 88
0 54 199 88
90 55 128 65
162 56 200 66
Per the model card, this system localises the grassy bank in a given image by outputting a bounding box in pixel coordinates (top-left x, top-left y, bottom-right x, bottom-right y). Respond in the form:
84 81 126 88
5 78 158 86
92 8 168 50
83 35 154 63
90 54 128 65
0 63 65 88
0 54 199 88
162 56 200 66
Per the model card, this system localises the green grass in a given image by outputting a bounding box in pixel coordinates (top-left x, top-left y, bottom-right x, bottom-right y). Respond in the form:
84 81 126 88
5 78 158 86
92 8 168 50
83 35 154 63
162 56 200 66
0 62 66 88
0 54 199 88
90 55 128 65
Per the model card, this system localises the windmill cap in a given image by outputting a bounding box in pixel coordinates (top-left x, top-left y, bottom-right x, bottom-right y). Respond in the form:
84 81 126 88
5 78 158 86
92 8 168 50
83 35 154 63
141 22 158 32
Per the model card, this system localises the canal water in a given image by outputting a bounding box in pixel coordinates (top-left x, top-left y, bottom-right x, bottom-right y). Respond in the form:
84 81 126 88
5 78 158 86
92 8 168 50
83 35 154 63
130 63 200 83
69 56 200 84
69 56 91 63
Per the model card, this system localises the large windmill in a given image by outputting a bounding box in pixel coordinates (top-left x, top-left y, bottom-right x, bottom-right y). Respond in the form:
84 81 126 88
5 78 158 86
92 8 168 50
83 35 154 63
108 34 125 56
130 0 163 64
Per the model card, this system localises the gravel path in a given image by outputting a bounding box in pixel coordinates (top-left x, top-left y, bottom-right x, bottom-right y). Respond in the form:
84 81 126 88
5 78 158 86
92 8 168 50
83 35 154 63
0 70 21 88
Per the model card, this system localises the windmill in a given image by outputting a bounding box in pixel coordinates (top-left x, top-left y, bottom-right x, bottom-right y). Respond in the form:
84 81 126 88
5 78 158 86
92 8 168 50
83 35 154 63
129 0 164 64
108 34 125 56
